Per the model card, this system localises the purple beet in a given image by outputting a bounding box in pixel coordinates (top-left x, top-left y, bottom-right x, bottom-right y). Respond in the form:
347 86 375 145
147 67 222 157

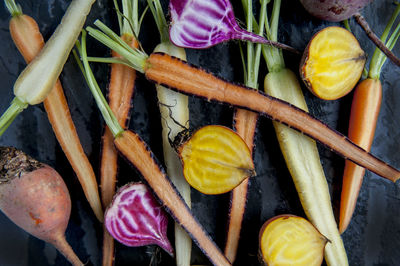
168 0 298 53
104 182 173 255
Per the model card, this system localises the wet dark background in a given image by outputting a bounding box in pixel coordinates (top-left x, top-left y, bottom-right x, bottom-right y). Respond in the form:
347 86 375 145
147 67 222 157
0 0 400 265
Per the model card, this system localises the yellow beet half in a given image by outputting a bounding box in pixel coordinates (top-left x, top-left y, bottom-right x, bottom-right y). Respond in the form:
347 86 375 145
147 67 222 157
178 125 255 194
300 26 366 100
259 215 327 266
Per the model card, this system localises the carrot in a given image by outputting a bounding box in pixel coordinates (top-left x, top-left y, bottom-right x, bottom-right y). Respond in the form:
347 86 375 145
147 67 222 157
99 0 139 264
256 1 349 265
74 34 231 265
224 0 265 262
339 5 400 233
0 147 83 266
0 0 96 137
88 20 400 182
100 34 137 207
5 0 103 222
100 34 137 266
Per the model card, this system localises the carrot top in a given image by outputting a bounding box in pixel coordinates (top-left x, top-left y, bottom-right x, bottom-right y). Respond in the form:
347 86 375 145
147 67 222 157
74 32 124 138
369 3 400 79
4 0 22 17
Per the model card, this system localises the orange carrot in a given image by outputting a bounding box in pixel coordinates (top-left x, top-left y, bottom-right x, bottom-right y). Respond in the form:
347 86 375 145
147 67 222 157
7 1 103 222
100 34 138 266
142 52 400 182
98 1 142 264
225 0 263 260
339 79 381 233
100 33 137 212
339 5 400 233
225 109 257 262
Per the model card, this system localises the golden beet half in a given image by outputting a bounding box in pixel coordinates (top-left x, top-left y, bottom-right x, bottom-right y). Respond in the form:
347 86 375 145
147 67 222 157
177 125 255 194
259 215 328 266
300 26 366 100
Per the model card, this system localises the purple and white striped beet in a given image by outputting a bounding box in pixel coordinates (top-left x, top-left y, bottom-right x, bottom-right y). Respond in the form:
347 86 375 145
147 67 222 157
104 182 173 255
168 0 298 53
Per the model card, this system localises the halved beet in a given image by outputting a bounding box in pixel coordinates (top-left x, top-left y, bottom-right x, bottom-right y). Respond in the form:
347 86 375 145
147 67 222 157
104 182 173 255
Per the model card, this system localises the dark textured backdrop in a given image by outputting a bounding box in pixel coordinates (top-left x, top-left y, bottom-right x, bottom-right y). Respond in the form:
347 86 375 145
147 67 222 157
0 0 399 265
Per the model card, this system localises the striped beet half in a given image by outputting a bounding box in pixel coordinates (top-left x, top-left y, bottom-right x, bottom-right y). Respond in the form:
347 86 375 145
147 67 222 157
104 182 173 255
168 0 299 52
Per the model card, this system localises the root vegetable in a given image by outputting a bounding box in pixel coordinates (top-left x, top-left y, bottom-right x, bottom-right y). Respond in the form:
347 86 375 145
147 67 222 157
223 0 266 260
259 215 327 266
99 1 140 264
299 0 400 67
339 5 400 233
176 125 255 195
105 182 173 255
0 147 83 266
300 26 366 100
168 0 298 53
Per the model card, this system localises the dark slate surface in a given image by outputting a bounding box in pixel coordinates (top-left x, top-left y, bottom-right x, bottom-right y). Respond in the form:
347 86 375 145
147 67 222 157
0 0 400 265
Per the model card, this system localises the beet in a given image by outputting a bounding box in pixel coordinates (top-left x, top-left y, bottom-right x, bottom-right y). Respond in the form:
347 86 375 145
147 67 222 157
104 182 173 255
299 0 372 22
0 147 83 265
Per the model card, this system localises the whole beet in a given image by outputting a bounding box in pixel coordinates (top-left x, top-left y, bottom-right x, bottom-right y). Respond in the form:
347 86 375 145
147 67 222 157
299 0 372 22
0 147 83 266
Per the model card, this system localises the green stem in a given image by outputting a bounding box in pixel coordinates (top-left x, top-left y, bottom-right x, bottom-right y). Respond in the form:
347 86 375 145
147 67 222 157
369 3 400 79
0 97 28 137
86 56 135 67
4 0 22 17
378 21 400 72
113 0 140 36
251 0 268 87
87 20 148 73
147 0 169 43
343 19 352 32
75 31 123 137
241 0 260 34
242 0 267 89
262 0 284 72
112 0 123 35
246 0 254 87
